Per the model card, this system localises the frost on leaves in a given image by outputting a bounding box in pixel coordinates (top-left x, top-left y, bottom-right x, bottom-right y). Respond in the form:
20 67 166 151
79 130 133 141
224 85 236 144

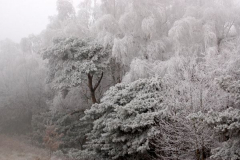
82 77 171 159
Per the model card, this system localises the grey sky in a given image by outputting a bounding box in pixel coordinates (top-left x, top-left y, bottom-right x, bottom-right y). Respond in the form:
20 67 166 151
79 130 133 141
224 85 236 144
0 0 80 42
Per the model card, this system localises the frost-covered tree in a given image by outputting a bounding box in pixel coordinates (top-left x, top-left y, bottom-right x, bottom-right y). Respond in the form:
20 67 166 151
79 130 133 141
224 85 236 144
192 107 240 160
2 0 240 159
82 77 180 160
122 53 231 159
87 0 173 68
42 37 111 104
186 112 214 160
111 0 172 66
37 0 91 49
57 0 75 21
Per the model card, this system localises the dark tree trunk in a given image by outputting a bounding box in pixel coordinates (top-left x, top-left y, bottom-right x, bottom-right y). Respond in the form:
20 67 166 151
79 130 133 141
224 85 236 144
90 88 97 104
87 72 104 104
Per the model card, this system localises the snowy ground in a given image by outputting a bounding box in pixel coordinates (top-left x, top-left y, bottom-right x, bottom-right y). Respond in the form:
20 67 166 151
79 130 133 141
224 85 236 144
0 134 49 160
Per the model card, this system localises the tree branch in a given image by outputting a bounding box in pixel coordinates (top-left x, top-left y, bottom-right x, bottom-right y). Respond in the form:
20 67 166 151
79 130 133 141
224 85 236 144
93 72 104 91
70 110 82 115
87 73 93 91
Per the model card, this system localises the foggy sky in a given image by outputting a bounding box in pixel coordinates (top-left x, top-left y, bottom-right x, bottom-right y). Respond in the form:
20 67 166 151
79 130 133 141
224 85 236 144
0 0 80 42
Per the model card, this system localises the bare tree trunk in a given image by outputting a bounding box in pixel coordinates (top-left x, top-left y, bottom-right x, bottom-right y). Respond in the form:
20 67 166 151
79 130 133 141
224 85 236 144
88 73 97 104
87 72 104 104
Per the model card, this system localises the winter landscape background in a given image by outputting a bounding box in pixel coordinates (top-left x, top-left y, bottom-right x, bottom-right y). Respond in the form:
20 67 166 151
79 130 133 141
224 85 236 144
0 0 240 160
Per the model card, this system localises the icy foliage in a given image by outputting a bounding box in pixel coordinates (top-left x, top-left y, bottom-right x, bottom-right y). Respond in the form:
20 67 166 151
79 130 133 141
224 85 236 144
146 37 172 61
82 77 171 159
91 14 120 46
169 16 203 54
218 76 240 106
119 11 138 34
205 108 240 134
3 0 240 160
203 22 218 49
205 108 240 160
51 87 89 113
211 139 240 160
110 0 170 67
57 0 75 21
123 59 153 82
42 37 110 90
142 15 156 39
186 107 240 160
112 35 142 65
